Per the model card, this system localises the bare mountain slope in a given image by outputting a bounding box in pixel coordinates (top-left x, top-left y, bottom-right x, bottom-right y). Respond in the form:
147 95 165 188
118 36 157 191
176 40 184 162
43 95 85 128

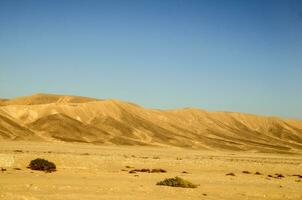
0 93 99 106
28 113 111 143
0 114 39 140
0 94 302 153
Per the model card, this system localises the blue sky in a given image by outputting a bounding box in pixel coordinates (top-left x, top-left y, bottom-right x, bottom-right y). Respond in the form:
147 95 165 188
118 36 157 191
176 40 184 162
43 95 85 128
0 0 301 119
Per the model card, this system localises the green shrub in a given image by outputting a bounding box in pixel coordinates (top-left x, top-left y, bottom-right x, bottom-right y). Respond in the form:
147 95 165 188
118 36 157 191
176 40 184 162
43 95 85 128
28 158 56 172
156 176 198 188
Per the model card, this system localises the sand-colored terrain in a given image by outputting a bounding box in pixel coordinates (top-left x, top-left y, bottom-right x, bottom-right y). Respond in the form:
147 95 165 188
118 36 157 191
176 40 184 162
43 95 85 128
0 141 302 200
1 93 302 153
0 94 302 199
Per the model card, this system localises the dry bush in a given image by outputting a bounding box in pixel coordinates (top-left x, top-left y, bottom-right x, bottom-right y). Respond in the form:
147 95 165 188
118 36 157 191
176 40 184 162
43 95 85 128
151 168 167 173
28 158 56 172
156 176 198 188
129 168 167 173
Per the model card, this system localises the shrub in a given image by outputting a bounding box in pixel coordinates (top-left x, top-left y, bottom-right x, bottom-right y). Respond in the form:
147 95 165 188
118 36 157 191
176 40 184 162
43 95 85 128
129 168 150 173
292 174 302 178
156 176 198 188
151 168 167 173
28 158 56 172
128 168 167 173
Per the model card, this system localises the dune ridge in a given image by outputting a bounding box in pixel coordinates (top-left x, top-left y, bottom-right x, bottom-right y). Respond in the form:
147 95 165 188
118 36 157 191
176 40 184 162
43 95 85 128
0 93 302 153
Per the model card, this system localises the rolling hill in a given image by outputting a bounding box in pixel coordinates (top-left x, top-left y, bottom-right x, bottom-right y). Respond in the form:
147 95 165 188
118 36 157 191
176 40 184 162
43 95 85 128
0 93 302 153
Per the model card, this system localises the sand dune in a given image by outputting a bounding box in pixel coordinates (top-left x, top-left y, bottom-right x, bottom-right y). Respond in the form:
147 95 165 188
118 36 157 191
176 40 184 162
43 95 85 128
0 93 301 153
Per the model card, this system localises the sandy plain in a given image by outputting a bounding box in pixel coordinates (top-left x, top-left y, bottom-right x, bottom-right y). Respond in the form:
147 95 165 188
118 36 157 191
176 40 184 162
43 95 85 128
0 141 301 200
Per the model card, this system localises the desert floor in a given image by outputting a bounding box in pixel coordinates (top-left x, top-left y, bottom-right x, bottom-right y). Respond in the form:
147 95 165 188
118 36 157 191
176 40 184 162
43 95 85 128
0 141 302 200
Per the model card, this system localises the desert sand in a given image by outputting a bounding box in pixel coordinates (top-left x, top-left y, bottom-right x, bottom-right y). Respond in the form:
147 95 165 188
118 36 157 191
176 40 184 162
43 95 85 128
0 141 302 200
0 94 302 199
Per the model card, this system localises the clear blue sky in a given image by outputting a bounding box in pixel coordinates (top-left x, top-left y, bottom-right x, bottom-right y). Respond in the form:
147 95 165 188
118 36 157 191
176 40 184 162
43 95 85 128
0 0 301 119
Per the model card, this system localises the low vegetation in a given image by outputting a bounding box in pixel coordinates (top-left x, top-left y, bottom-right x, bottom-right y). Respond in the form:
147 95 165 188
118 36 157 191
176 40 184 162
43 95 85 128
28 158 56 172
151 168 167 173
156 176 198 188
128 168 167 173
267 173 284 179
292 174 302 178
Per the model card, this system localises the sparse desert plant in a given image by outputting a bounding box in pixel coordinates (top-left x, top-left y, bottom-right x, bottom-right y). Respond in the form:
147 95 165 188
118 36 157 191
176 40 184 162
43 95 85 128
129 168 150 173
28 158 56 172
275 173 284 178
156 176 198 188
292 174 302 178
128 168 167 173
151 168 167 173
140 168 150 172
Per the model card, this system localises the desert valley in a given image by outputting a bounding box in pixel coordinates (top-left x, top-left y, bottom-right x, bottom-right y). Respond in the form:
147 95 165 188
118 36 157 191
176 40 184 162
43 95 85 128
2 0 302 198
0 94 302 199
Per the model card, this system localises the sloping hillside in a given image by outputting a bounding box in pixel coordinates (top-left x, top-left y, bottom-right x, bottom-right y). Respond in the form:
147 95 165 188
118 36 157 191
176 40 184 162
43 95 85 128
0 94 302 153
0 93 99 106
0 113 38 140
